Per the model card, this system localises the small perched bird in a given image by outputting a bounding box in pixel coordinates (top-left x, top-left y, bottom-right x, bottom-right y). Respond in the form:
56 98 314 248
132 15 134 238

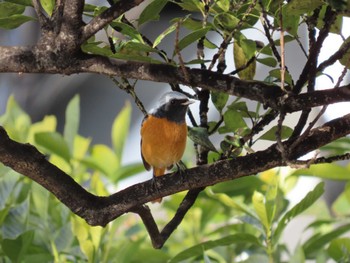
140 91 194 202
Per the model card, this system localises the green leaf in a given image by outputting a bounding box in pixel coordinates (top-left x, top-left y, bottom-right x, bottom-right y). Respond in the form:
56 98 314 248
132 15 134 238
0 2 25 17
257 57 277 67
339 36 350 69
0 14 34 29
175 0 205 12
129 248 171 263
317 4 343 34
113 238 145 263
188 127 217 152
214 12 240 32
211 91 229 113
2 230 35 262
258 125 293 141
138 0 168 25
292 163 350 180
321 137 350 155
4 0 32 6
112 162 145 181
284 0 323 15
280 7 299 36
212 176 263 198
39 0 55 16
176 27 210 53
64 95 80 153
31 182 49 222
289 245 306 263
0 169 19 210
303 223 350 258
170 233 261 263
153 23 178 48
83 144 118 177
112 101 132 167
268 69 294 86
327 238 350 262
332 182 350 216
220 108 247 133
252 191 270 231
234 41 256 80
0 96 32 142
34 132 71 162
207 189 259 220
110 21 144 43
274 182 324 243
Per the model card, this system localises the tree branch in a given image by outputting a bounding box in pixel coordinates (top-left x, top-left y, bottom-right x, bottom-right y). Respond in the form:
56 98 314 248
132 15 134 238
1 46 350 111
1 113 350 227
81 0 146 44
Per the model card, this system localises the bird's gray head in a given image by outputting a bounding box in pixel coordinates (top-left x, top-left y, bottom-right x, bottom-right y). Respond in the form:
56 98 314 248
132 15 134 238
150 91 194 123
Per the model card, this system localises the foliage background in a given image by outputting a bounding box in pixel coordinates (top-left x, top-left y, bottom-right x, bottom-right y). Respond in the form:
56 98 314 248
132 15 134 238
1 0 350 262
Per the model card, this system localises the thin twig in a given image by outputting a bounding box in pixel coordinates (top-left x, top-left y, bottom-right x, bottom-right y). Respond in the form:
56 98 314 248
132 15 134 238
276 111 288 161
110 77 147 116
293 6 337 94
175 21 190 83
32 0 51 29
290 62 350 150
279 1 286 92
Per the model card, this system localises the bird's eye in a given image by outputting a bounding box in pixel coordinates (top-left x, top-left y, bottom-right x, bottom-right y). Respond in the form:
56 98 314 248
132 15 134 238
170 99 175 105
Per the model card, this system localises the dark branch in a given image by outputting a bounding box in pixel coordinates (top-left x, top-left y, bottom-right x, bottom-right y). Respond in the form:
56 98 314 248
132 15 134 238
1 113 350 227
293 6 337 94
1 46 349 111
81 0 146 43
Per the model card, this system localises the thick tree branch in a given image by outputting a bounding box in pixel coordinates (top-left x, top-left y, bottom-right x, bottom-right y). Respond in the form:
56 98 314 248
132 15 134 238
1 46 350 111
1 113 350 228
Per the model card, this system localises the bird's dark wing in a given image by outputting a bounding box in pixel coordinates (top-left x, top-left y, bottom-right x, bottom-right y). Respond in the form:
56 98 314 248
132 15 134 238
140 115 151 171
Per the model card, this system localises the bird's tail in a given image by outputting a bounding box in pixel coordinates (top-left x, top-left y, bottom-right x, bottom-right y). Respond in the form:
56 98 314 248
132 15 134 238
152 167 166 203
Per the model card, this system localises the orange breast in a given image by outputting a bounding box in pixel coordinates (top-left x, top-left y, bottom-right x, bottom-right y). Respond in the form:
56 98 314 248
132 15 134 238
141 115 187 170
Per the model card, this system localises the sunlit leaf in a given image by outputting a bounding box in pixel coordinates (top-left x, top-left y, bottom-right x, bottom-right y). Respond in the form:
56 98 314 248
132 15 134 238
64 95 80 153
274 182 324 243
34 132 71 162
153 23 178 48
112 162 145 181
327 238 350 262
39 0 55 16
170 233 261 263
83 144 118 176
303 223 350 258
175 0 205 12
252 191 270 231
292 163 350 180
112 101 132 167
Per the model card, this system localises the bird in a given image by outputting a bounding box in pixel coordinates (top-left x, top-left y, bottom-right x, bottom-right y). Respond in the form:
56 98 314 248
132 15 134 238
140 91 194 202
